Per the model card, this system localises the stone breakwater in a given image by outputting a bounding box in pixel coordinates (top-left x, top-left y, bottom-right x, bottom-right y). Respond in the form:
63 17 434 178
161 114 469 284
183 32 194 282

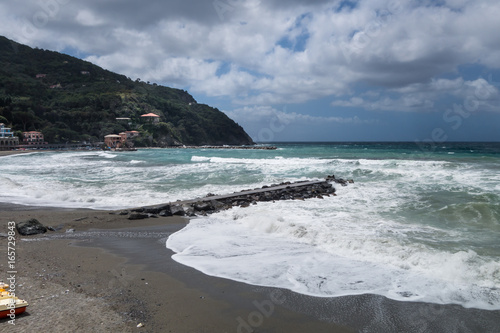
164 145 277 150
124 175 354 220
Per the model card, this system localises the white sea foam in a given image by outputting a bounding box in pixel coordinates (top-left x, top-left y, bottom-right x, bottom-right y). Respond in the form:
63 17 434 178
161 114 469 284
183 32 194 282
191 156 211 162
98 151 118 158
167 198 500 310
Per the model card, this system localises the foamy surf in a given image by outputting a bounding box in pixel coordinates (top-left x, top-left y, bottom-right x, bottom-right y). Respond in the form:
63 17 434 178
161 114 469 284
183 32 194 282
167 198 500 310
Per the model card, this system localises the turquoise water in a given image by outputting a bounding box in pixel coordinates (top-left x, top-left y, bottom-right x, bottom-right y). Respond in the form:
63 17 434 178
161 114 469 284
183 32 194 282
1 142 500 308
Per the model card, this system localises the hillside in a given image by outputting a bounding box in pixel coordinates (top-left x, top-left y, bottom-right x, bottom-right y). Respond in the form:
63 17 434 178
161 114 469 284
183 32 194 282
0 36 254 146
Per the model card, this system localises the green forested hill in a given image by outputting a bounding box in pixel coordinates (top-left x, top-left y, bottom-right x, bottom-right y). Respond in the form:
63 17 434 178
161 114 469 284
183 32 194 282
0 36 254 146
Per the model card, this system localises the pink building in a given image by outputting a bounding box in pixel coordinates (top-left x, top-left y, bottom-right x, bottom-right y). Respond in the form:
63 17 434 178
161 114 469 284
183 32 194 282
23 131 46 145
125 131 140 139
104 134 123 148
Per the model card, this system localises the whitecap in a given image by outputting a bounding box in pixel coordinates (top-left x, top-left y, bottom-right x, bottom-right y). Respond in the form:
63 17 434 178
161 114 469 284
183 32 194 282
191 156 211 162
167 201 500 310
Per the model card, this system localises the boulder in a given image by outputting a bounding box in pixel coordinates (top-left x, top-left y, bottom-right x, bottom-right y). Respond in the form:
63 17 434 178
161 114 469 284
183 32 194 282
143 207 161 214
159 209 173 217
210 200 226 211
263 193 273 201
157 204 172 212
170 205 186 216
334 178 348 186
16 218 47 236
182 204 196 217
194 202 212 212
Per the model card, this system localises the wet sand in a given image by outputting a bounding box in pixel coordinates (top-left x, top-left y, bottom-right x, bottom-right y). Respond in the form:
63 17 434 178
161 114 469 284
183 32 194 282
1 205 499 332
0 150 33 157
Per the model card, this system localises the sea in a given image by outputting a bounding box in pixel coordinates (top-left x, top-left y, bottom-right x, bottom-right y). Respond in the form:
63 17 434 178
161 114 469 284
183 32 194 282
1 142 499 310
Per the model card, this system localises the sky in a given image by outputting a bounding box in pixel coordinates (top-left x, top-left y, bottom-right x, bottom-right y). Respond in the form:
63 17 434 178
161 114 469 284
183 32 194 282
1 0 499 142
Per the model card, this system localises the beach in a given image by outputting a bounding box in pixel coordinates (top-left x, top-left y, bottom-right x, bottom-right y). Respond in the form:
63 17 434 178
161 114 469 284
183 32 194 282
0 151 33 157
0 204 356 332
2 204 500 332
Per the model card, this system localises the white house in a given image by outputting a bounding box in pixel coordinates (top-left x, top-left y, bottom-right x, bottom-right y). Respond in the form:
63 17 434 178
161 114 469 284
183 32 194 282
0 123 19 150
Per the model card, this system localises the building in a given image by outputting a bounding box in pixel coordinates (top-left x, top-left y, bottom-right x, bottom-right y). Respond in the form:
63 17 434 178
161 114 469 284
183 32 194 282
23 131 47 146
0 123 13 138
124 131 140 139
116 117 132 126
119 132 128 143
0 123 19 150
104 134 124 148
140 113 160 124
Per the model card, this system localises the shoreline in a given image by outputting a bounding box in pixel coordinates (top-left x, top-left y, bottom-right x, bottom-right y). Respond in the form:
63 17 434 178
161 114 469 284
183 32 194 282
0 150 35 157
0 143 277 159
1 204 500 332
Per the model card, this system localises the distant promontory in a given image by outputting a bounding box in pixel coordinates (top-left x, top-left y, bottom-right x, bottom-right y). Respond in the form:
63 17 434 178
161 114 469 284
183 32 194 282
0 36 254 147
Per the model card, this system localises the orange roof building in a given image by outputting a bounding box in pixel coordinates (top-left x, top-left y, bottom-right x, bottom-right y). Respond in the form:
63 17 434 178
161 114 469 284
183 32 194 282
141 113 159 117
141 113 160 123
104 134 124 148
125 131 140 138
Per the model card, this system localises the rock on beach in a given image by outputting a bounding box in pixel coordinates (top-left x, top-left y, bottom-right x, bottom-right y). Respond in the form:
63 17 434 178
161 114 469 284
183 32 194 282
16 218 48 236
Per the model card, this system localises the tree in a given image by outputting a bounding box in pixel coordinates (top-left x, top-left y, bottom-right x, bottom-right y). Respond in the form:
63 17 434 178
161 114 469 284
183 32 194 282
12 110 36 131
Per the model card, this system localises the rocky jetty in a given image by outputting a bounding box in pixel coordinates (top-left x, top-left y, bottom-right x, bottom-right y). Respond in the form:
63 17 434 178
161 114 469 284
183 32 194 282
128 175 353 219
164 145 277 150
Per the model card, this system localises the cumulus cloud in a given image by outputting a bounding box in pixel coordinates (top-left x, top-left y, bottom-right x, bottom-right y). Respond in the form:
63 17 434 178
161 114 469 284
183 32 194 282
226 105 376 126
225 105 378 141
1 0 500 114
75 9 104 27
332 77 500 112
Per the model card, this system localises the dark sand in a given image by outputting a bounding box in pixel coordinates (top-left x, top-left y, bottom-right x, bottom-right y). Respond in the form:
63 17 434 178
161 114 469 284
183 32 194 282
0 151 35 157
1 204 500 332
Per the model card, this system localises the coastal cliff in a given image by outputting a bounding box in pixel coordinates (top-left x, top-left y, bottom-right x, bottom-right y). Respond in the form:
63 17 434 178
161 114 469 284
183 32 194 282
0 36 254 146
